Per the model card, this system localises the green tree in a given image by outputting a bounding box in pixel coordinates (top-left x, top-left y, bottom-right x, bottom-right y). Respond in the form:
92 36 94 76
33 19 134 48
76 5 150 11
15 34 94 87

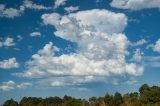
111 92 123 106
3 99 18 106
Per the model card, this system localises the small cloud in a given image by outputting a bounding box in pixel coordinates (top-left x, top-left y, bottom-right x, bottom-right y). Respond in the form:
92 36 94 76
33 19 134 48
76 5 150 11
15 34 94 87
0 57 19 69
64 6 79 13
0 80 16 91
17 82 32 89
110 0 160 11
0 4 24 18
71 87 90 92
54 0 68 8
130 39 147 46
17 35 23 41
30 32 41 37
131 49 143 62
153 38 160 53
23 0 51 10
0 37 16 48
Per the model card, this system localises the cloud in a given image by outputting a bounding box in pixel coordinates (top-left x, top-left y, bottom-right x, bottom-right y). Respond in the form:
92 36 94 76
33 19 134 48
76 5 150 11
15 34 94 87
146 38 160 53
30 32 41 37
15 9 143 87
23 0 51 10
3 37 16 46
64 6 79 13
153 38 160 53
143 56 160 68
0 80 16 91
131 48 143 62
0 57 19 69
0 4 24 18
110 0 160 10
17 82 32 89
54 0 68 8
17 35 23 41
130 39 147 46
0 81 32 91
0 37 16 48
0 0 50 18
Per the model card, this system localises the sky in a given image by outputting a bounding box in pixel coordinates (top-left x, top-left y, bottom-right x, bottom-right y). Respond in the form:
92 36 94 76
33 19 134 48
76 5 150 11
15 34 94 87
0 0 160 104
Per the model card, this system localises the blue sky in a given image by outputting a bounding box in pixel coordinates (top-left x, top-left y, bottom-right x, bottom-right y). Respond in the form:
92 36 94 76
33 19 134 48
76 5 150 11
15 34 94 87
0 0 160 104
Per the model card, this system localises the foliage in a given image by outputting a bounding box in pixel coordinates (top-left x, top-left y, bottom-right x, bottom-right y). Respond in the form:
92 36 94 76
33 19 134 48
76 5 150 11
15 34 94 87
2 84 160 106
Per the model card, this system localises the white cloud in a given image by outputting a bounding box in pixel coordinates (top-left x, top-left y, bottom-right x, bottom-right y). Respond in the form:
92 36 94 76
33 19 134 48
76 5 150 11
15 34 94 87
54 0 68 8
153 38 160 53
130 39 147 46
0 57 19 69
3 37 16 46
15 9 143 87
131 49 143 62
0 81 32 91
143 56 160 68
41 13 61 26
0 4 24 18
0 80 16 91
17 82 32 89
0 37 16 48
30 32 41 37
64 6 79 13
23 0 51 10
110 0 160 10
0 0 50 18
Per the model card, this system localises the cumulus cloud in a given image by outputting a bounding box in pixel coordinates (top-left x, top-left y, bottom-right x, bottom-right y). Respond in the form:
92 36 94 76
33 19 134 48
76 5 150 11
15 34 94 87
130 39 147 46
3 37 16 47
64 6 79 13
17 82 32 89
23 0 51 10
110 0 160 10
54 0 68 8
0 57 19 69
0 80 16 91
0 81 32 91
0 0 50 18
131 49 143 62
0 4 24 18
30 32 41 37
153 38 160 53
15 9 143 87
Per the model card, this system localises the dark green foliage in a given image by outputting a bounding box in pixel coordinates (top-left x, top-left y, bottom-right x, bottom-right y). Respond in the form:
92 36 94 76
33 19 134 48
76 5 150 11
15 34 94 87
2 84 160 106
2 99 18 106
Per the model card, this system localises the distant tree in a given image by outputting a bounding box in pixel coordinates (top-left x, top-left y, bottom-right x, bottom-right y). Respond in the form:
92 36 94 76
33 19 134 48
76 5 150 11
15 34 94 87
2 84 160 106
139 84 150 96
41 96 62 106
104 93 113 106
3 99 18 106
89 96 97 106
19 97 42 106
111 92 123 106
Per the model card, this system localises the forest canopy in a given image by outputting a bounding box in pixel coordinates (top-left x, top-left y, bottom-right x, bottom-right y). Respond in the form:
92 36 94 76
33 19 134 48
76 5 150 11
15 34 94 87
1 84 160 106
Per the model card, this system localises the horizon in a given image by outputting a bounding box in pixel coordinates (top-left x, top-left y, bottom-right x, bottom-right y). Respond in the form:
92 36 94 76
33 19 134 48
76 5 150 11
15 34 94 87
0 0 160 105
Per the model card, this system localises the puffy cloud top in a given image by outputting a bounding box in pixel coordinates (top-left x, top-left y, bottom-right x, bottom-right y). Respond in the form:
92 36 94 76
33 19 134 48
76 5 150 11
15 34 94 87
15 9 143 87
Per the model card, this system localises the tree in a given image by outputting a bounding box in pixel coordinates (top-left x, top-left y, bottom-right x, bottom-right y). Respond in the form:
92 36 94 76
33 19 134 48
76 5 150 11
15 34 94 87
139 84 150 96
3 99 18 106
104 93 113 106
111 92 123 106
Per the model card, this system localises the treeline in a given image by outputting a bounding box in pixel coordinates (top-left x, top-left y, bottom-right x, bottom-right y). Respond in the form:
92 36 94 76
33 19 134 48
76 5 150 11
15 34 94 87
1 84 160 106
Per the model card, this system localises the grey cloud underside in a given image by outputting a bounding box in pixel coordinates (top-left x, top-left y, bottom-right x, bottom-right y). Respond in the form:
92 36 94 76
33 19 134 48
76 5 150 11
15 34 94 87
14 9 144 87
